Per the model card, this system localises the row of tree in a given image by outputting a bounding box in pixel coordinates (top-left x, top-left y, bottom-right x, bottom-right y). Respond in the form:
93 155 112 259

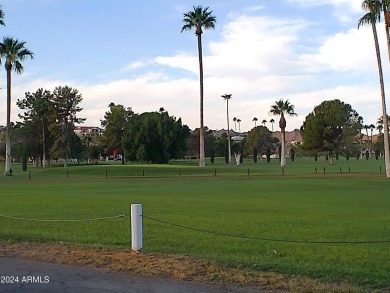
101 104 190 164
15 87 85 167
181 3 390 179
4 92 390 168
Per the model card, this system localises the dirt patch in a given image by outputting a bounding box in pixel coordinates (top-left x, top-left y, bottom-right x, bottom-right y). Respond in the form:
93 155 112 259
0 241 373 292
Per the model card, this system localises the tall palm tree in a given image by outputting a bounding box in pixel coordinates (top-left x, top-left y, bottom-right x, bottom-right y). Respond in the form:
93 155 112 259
370 123 376 151
359 0 390 177
262 119 267 127
222 94 232 164
364 124 370 139
270 99 297 168
0 37 34 175
380 0 390 61
233 117 237 131
182 6 216 167
252 117 258 127
270 118 275 132
237 119 241 132
377 123 384 134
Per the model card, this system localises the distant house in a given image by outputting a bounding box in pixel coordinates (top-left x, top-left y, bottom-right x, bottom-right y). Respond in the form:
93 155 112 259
74 126 103 136
272 129 302 144
212 128 303 144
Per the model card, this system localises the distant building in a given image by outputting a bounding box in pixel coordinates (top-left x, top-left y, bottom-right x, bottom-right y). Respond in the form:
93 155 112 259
74 126 103 136
211 128 303 144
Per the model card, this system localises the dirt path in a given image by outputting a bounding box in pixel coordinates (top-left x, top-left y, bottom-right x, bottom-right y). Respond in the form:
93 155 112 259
0 257 270 293
0 242 364 292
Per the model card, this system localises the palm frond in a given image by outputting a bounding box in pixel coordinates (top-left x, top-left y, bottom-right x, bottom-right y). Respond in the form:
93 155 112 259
181 5 216 33
358 12 374 28
0 36 34 73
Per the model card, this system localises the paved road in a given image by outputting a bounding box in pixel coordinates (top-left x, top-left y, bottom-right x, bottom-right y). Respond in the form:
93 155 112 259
0 257 268 293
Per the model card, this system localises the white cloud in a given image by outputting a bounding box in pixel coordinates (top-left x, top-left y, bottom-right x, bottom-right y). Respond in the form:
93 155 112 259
121 61 149 71
2 7 389 135
287 0 361 12
299 27 375 72
287 0 362 24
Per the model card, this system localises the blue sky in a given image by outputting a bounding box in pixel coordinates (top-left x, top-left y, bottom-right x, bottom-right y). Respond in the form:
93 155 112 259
0 0 388 132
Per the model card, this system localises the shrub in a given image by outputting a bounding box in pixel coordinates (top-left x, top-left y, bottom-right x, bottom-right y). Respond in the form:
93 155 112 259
290 148 295 162
375 149 380 160
22 148 27 172
225 150 229 164
266 147 271 163
253 147 258 163
345 150 350 161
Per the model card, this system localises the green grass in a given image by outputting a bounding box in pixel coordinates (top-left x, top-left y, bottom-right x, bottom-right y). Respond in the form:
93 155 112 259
0 157 389 289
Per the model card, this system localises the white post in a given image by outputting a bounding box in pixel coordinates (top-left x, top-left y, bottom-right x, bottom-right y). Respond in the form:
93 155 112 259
131 204 143 252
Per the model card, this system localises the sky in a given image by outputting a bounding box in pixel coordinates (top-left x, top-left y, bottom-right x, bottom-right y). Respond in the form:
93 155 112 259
0 0 388 133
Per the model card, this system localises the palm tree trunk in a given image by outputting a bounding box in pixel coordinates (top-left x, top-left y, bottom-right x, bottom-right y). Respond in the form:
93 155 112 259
372 21 390 177
197 31 205 167
279 113 287 168
4 67 12 176
280 128 286 168
384 8 390 62
226 99 231 164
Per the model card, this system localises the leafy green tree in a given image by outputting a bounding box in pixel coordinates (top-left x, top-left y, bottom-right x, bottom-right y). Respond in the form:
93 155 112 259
358 0 390 177
0 37 34 175
17 88 53 167
186 127 214 159
253 147 258 163
182 5 216 167
100 103 133 164
12 121 40 166
214 132 228 157
245 126 274 157
123 110 190 163
48 86 85 166
270 99 296 168
300 99 361 164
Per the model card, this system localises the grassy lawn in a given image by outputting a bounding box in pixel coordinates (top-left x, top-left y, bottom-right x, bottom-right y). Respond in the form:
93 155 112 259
0 157 389 289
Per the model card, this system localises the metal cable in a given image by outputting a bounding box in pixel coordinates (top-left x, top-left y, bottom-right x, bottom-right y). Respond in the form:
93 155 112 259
0 214 126 222
142 215 390 245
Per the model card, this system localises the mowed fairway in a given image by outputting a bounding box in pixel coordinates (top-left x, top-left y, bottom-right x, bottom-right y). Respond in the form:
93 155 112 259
0 158 389 289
